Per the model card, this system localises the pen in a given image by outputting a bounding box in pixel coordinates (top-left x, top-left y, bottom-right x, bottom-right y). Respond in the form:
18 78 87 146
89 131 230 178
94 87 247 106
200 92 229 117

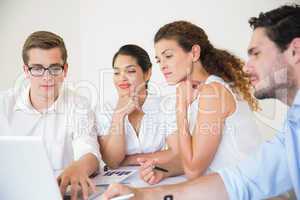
154 166 169 173
110 193 135 200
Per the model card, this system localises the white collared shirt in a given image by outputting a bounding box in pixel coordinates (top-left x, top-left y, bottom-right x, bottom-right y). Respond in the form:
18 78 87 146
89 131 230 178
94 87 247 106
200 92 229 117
96 94 177 155
0 85 101 171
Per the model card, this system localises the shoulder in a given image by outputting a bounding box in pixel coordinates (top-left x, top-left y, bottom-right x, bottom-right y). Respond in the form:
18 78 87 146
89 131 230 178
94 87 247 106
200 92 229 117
198 82 230 99
62 87 93 111
0 88 15 100
197 82 235 116
202 75 236 98
0 88 17 113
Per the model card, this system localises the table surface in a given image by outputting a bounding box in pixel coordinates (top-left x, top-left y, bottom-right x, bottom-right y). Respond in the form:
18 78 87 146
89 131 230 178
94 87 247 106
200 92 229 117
90 166 187 199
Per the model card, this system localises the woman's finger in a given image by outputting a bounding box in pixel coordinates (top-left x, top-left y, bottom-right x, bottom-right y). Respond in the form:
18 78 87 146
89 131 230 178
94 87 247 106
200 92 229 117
143 171 154 183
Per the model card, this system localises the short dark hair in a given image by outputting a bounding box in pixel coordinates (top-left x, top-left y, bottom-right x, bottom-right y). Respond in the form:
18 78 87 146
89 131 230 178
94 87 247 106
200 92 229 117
22 31 68 65
249 4 300 51
112 44 152 73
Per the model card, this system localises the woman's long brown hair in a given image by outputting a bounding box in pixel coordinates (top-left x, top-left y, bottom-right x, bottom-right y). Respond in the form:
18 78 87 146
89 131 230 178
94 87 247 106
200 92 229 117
155 21 258 111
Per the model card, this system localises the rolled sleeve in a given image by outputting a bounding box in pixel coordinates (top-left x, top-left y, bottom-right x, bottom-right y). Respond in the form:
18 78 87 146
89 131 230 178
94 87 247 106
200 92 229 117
216 127 293 200
72 133 101 161
71 102 101 161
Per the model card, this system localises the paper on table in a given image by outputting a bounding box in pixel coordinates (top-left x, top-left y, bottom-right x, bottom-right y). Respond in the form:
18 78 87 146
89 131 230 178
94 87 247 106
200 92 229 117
92 166 138 186
93 173 187 199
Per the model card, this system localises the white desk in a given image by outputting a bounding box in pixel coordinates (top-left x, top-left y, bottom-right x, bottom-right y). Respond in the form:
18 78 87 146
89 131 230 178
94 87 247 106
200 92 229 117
95 166 187 188
60 166 187 200
91 166 187 199
123 167 187 188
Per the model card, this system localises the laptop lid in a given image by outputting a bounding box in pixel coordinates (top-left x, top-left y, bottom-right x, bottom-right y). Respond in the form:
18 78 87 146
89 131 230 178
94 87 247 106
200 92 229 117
0 136 62 200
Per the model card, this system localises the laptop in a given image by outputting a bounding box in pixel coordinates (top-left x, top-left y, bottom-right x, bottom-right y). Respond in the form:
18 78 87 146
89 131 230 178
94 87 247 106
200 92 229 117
0 136 104 200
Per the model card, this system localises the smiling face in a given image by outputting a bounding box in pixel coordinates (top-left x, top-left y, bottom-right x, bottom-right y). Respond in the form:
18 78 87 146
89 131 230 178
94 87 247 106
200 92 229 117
24 47 68 101
113 54 150 96
154 39 194 85
244 28 295 100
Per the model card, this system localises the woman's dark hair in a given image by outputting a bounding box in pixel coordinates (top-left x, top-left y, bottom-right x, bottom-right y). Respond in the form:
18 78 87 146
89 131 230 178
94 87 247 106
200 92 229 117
112 44 152 89
112 44 152 73
154 21 258 110
249 4 300 52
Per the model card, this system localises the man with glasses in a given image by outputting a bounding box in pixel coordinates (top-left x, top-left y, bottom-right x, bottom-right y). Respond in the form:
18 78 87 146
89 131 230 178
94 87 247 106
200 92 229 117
103 4 300 200
0 31 100 200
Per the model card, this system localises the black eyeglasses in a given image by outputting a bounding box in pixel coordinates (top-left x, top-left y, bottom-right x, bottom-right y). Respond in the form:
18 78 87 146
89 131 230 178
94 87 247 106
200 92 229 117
27 64 65 77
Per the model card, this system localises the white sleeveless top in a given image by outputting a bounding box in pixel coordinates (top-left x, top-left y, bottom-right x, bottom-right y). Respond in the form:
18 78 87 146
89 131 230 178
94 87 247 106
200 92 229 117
188 75 263 174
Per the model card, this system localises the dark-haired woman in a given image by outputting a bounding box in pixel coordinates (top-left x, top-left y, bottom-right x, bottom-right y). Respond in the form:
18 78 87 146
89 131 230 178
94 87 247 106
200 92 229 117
96 44 178 169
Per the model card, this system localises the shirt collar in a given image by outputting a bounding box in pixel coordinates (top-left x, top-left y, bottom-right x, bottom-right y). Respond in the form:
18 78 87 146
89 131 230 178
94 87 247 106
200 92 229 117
287 90 300 123
141 93 150 113
14 84 65 114
122 92 159 116
14 85 35 113
141 92 160 114
292 90 300 106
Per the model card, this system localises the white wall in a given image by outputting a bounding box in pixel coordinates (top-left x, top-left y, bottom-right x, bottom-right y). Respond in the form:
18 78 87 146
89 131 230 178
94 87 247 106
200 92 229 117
79 0 293 136
0 0 81 90
79 0 294 101
0 0 296 136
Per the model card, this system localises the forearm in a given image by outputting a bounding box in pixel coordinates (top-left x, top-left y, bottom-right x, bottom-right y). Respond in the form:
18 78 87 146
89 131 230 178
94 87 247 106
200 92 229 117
138 173 229 200
158 154 184 178
177 108 209 179
121 148 177 166
76 153 99 176
121 154 144 166
101 113 127 168
177 110 195 169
